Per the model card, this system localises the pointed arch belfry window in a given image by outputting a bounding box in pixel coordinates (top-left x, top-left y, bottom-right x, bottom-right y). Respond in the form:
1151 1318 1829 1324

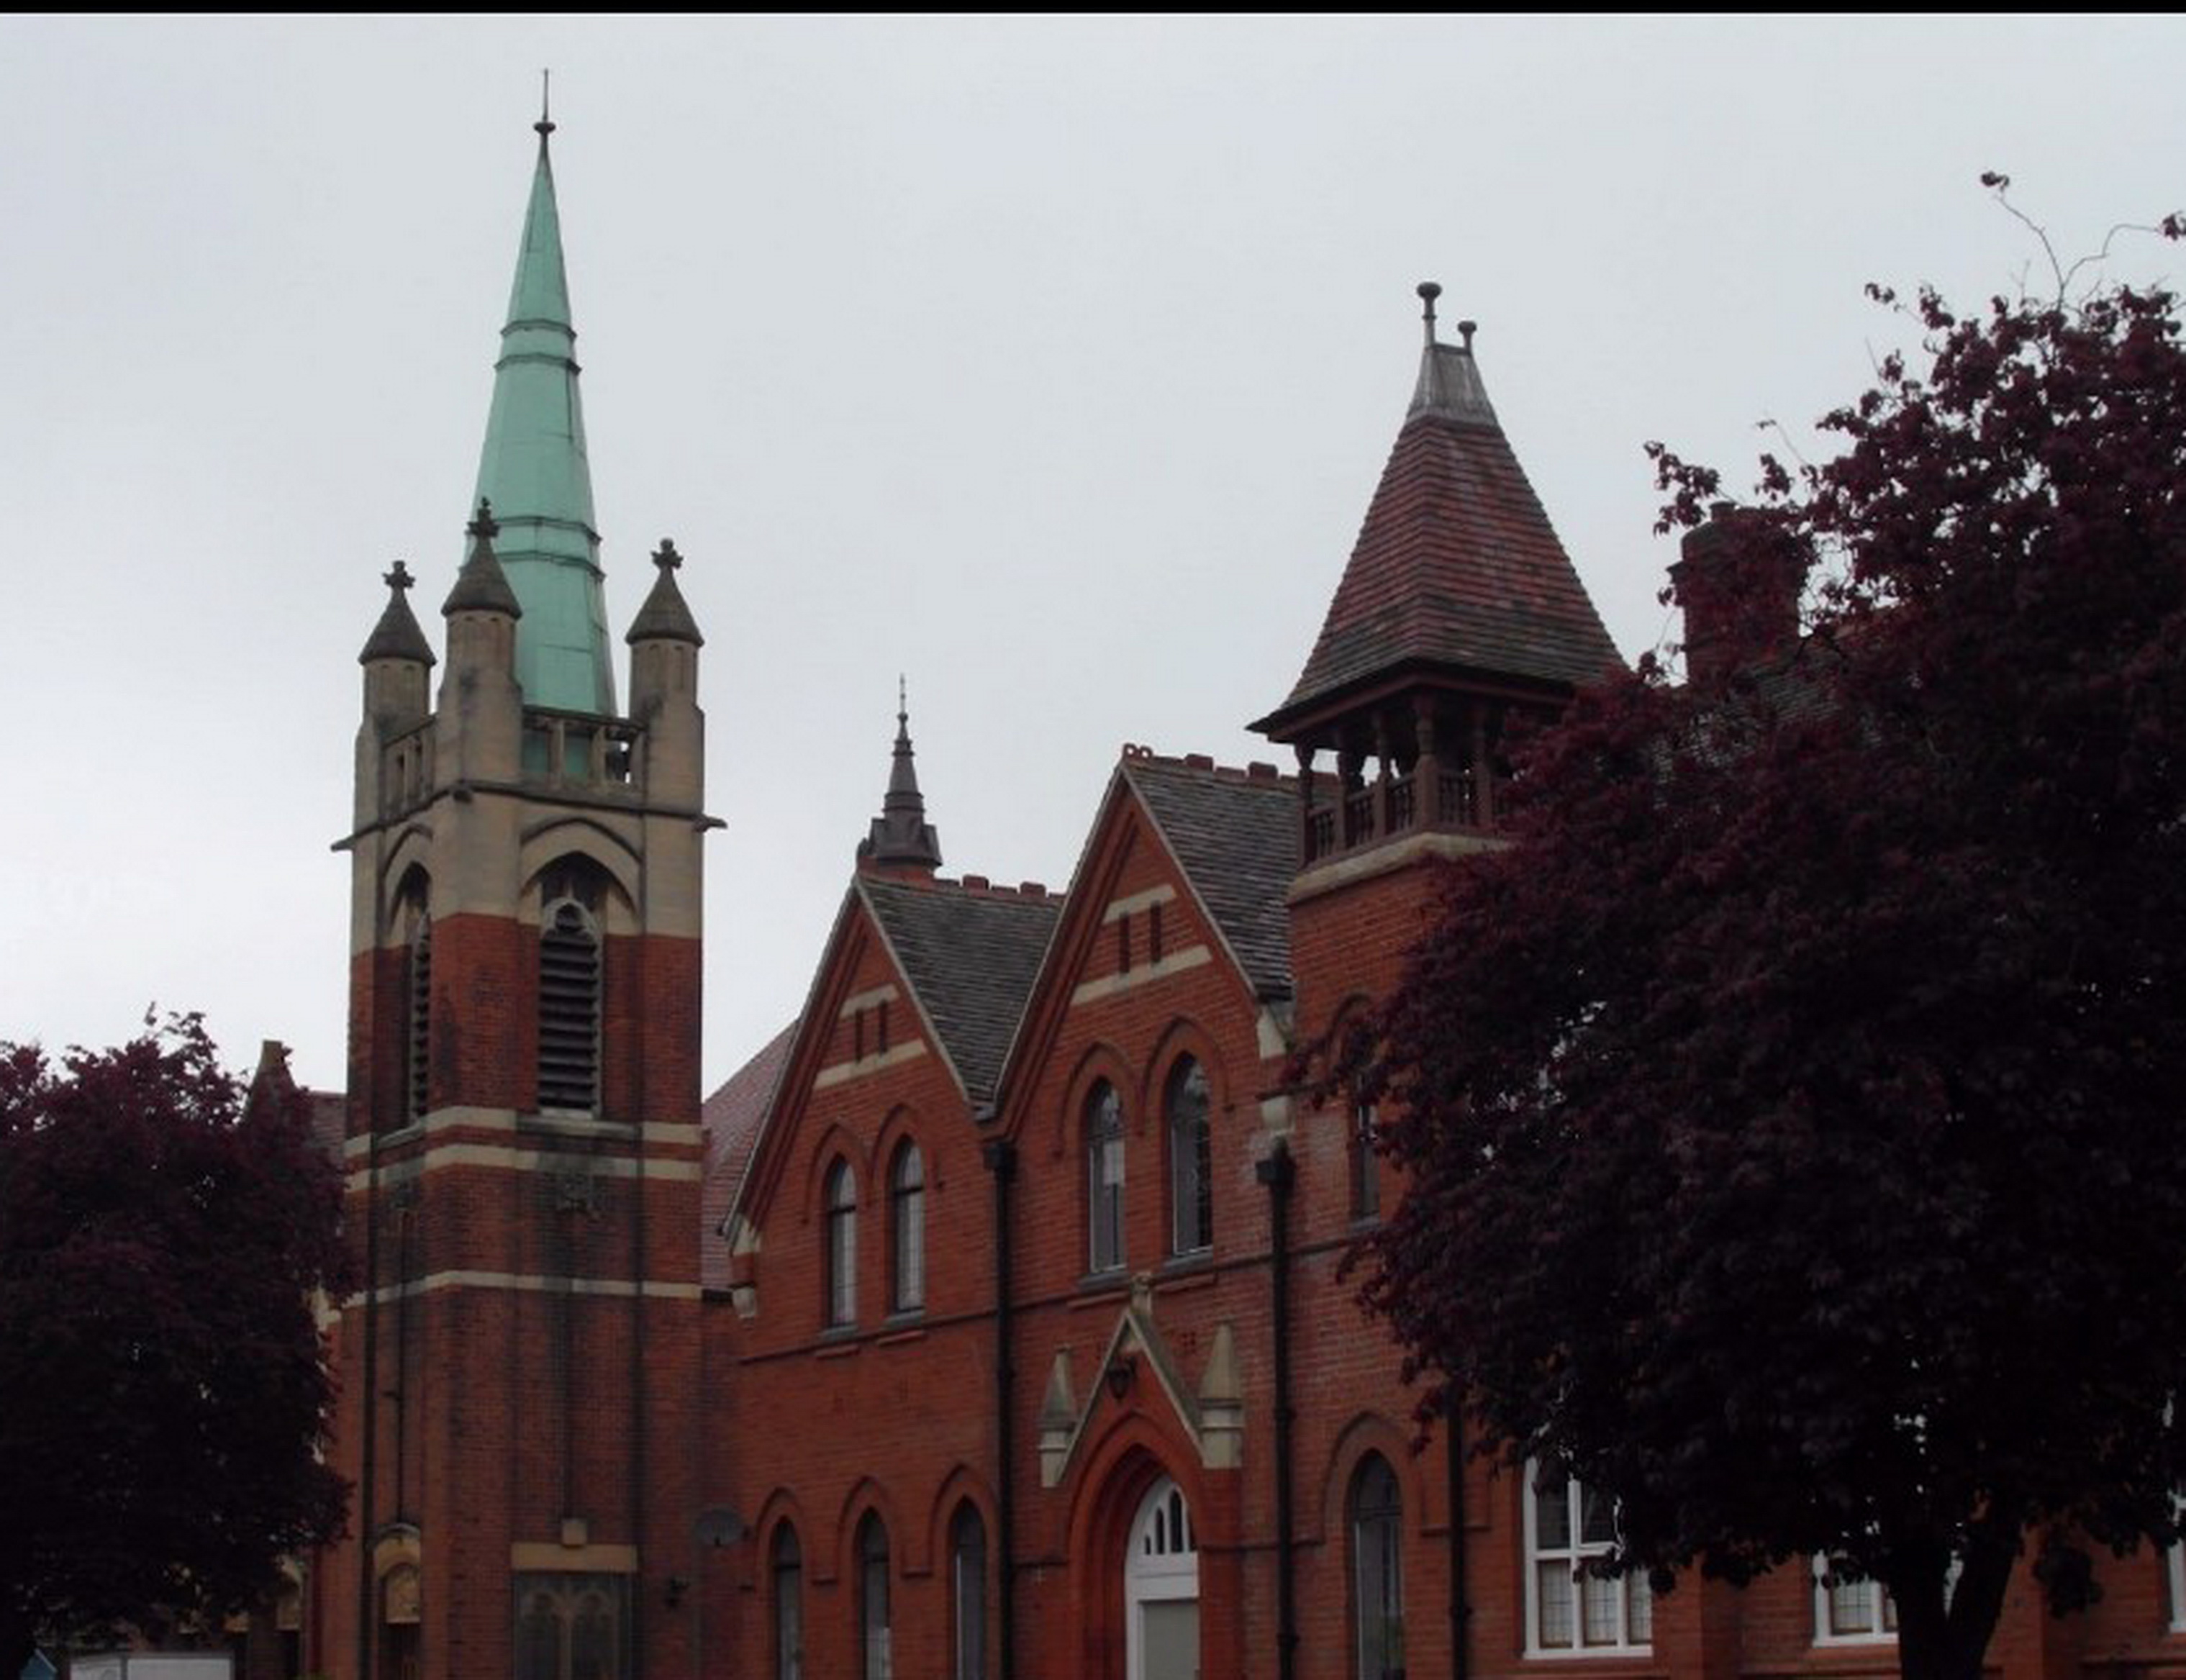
538 860 604 1113
407 911 432 1123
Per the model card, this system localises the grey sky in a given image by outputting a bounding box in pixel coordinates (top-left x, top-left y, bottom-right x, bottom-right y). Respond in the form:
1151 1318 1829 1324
5 15 2181 1091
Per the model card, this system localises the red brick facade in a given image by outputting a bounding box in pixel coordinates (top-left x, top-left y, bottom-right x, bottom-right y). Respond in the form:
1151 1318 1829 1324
307 196 2186 1680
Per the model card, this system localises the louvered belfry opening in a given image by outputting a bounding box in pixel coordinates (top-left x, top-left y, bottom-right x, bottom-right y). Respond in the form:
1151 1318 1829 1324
537 860 605 1113
407 914 432 1123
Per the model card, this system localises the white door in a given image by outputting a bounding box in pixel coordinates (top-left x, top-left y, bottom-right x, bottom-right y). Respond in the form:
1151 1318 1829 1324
1125 1476 1199 1680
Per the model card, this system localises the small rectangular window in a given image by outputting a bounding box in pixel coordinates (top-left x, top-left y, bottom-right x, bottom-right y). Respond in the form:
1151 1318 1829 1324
1117 913 1133 975
1149 902 1164 965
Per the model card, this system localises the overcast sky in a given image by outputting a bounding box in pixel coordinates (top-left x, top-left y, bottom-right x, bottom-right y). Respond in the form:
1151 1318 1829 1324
5 15 2182 1094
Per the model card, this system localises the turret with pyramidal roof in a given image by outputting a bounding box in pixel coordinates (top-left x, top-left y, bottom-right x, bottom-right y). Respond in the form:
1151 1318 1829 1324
1253 282 1621 868
469 92 614 715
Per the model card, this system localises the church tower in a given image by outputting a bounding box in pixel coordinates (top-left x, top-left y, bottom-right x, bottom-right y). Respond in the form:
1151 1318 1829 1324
1253 283 1621 1042
325 106 709 1680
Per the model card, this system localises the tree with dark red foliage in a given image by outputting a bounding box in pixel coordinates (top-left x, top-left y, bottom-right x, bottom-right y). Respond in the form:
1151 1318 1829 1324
1352 240 2186 1680
0 1017 347 1676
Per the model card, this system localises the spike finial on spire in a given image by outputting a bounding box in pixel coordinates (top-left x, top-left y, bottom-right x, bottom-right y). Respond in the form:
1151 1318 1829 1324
536 69 554 141
898 673 907 724
1418 280 1442 345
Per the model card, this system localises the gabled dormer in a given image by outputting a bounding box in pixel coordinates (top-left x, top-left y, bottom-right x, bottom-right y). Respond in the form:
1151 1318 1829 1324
1251 284 1620 878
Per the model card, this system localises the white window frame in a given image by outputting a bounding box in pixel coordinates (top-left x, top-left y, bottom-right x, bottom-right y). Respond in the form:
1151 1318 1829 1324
1813 1556 1897 1645
1522 1461 1651 1657
2166 1538 2186 1634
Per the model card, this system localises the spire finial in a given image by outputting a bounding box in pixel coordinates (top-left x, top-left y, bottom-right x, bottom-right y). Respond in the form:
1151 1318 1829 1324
1418 280 1442 346
536 69 555 141
654 537 682 571
1459 318 1477 354
384 560 415 594
468 497 499 540
898 672 907 725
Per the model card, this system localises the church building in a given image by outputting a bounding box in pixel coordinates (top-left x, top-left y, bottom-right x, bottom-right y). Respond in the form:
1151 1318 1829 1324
307 115 2186 1680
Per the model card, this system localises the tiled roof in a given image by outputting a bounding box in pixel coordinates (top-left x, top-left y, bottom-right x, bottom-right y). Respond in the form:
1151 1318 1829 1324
1262 348 1621 731
861 876 1062 1104
1124 755 1298 1000
700 1019 797 1289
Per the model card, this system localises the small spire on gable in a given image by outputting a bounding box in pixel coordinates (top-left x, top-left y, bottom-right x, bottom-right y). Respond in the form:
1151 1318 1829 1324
359 559 437 666
443 499 523 619
858 681 943 873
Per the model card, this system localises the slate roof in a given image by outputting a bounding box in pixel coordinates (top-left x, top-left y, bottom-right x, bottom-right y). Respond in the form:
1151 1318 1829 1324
1123 755 1299 1000
860 876 1061 1104
700 1018 797 1289
1258 337 1621 735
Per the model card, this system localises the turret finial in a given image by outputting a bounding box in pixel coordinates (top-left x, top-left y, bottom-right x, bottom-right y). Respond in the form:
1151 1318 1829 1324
898 672 907 725
1459 318 1478 354
468 497 499 540
384 560 415 594
536 69 555 141
1418 280 1442 345
654 537 682 571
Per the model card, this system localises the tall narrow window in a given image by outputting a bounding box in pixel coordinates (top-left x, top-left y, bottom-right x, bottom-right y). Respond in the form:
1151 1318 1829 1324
1086 1081 1125 1273
538 863 604 1112
825 1159 858 1328
950 1503 988 1680
1525 1463 1651 1654
857 1513 892 1680
889 1141 926 1314
1351 1455 1405 1680
406 912 432 1124
771 1525 803 1680
1351 1102 1381 1222
1166 1058 1212 1256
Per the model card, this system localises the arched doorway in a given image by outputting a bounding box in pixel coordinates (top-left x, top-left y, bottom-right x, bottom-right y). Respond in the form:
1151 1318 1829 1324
1125 1476 1199 1680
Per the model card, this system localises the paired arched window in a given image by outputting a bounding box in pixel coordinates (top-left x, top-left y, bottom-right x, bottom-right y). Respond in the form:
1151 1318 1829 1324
1085 1081 1125 1273
771 1524 803 1680
537 859 605 1112
1350 1454 1405 1680
950 1503 988 1680
1166 1058 1212 1256
889 1141 926 1315
856 1513 892 1680
824 1159 858 1328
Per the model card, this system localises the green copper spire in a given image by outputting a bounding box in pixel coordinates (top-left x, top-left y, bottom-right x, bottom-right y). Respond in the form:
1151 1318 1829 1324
469 93 615 715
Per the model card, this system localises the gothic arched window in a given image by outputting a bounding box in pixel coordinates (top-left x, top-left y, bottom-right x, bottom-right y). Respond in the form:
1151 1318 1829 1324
889 1140 925 1315
950 1502 987 1680
1166 1057 1212 1256
1350 1453 1405 1680
537 860 604 1113
856 1512 891 1680
825 1158 858 1329
1085 1081 1125 1273
771 1524 803 1680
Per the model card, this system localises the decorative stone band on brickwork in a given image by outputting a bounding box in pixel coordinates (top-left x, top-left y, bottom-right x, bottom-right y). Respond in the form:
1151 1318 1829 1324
343 1145 702 1193
1069 943 1212 1008
812 1037 928 1089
